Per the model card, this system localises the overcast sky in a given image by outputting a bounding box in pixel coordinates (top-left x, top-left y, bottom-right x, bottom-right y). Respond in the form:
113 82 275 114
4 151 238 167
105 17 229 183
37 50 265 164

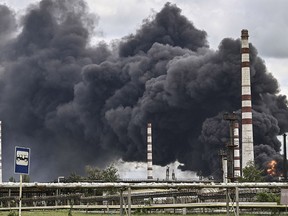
1 0 287 95
89 0 288 96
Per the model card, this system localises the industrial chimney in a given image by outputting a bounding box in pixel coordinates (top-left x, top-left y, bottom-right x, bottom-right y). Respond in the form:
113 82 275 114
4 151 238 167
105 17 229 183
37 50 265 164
233 122 241 178
241 29 254 169
166 166 170 181
222 156 228 183
147 123 153 179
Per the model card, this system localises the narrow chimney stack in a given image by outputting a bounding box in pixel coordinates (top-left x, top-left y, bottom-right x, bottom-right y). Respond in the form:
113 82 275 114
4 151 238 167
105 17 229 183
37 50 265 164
166 166 170 181
233 122 241 178
223 157 228 183
241 29 254 169
147 123 153 179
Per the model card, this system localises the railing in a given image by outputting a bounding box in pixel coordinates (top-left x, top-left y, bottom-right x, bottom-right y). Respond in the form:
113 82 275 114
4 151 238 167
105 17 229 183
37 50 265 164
0 182 287 215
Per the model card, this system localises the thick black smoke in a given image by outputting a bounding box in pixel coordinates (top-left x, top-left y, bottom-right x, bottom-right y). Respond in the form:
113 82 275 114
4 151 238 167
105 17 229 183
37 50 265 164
0 1 287 181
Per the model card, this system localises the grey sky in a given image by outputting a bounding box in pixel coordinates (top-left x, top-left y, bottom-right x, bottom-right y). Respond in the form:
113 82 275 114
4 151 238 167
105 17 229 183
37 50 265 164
84 0 288 95
82 0 288 56
1 1 287 57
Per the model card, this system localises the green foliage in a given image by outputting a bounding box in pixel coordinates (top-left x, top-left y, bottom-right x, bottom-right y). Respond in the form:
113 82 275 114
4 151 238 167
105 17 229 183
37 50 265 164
7 211 18 216
256 192 280 203
66 164 119 182
85 166 102 180
134 208 148 214
68 203 73 216
8 177 15 182
100 164 120 182
8 175 29 183
85 164 119 182
23 175 30 183
68 209 72 216
238 161 264 182
66 172 83 183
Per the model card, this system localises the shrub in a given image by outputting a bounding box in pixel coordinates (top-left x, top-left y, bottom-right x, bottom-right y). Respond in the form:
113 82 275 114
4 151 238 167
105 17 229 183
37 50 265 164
7 211 18 216
256 192 280 204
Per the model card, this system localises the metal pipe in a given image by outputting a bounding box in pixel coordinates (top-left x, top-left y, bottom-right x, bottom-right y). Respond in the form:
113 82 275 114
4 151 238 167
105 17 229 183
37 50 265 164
3 182 288 189
226 188 229 216
128 187 131 216
235 186 239 216
19 174 23 216
120 189 123 216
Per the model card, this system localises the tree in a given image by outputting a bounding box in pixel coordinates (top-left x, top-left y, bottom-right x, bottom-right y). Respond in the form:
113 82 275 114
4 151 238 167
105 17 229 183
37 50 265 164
101 165 119 182
239 161 264 182
66 172 83 183
23 175 30 183
66 164 120 182
8 176 30 182
85 166 102 181
256 192 280 203
9 177 16 182
85 164 119 182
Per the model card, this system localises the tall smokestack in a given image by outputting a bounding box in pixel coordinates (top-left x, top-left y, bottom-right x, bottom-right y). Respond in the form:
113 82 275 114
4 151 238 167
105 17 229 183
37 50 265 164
222 157 227 183
219 149 227 183
0 121 2 183
233 122 241 178
166 166 170 181
241 29 254 169
147 123 153 179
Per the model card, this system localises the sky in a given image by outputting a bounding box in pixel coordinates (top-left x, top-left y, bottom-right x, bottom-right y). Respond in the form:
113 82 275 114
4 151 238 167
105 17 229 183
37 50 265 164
0 0 287 181
1 0 287 96
89 0 288 96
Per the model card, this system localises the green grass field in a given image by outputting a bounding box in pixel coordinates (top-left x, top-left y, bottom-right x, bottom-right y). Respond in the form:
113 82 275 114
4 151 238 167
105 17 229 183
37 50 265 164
0 211 262 216
0 211 96 216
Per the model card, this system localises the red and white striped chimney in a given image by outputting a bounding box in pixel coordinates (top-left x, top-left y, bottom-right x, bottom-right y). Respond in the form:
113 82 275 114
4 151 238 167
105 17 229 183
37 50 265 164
233 122 241 178
147 123 153 179
241 29 254 169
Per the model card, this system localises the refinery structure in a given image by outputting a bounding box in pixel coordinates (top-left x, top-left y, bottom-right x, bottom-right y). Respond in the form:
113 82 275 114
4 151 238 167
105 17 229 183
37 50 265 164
144 30 256 182
0 1 286 186
0 1 288 215
0 30 280 184
0 28 287 215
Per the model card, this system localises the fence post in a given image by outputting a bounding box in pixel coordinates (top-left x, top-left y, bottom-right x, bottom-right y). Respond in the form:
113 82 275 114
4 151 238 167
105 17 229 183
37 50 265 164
128 187 131 216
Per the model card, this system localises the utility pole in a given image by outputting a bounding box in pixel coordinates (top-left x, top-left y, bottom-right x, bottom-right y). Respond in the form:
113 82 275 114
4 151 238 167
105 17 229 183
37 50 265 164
223 112 239 216
223 112 238 182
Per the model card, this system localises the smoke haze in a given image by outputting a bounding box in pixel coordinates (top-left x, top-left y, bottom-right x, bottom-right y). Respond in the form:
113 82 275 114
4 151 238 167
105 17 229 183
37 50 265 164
0 0 287 181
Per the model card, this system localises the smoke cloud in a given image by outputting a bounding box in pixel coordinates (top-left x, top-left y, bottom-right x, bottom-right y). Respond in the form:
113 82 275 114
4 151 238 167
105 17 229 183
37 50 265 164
0 1 287 181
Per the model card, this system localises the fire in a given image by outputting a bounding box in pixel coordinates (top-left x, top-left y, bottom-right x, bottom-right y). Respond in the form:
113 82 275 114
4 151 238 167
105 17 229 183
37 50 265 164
267 160 277 176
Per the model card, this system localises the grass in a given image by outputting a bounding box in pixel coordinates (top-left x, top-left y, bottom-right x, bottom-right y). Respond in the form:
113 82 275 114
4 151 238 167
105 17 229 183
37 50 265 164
0 211 265 216
0 211 90 216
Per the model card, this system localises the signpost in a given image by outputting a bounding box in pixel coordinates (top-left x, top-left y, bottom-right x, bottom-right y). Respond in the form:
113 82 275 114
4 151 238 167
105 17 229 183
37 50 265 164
14 146 30 216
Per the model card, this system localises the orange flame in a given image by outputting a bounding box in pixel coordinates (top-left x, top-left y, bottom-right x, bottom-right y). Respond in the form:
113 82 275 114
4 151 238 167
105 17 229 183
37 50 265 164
267 160 277 176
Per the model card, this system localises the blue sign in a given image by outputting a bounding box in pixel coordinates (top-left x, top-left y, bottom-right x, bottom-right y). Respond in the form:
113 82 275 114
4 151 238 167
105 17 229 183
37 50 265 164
14 147 30 175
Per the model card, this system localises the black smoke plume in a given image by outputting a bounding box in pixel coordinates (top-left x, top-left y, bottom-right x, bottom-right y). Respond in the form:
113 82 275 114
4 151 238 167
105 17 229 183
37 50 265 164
0 1 287 181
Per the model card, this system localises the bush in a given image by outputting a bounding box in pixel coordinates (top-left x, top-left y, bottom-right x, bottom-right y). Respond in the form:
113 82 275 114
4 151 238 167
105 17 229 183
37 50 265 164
68 208 72 216
256 192 280 204
7 211 18 216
